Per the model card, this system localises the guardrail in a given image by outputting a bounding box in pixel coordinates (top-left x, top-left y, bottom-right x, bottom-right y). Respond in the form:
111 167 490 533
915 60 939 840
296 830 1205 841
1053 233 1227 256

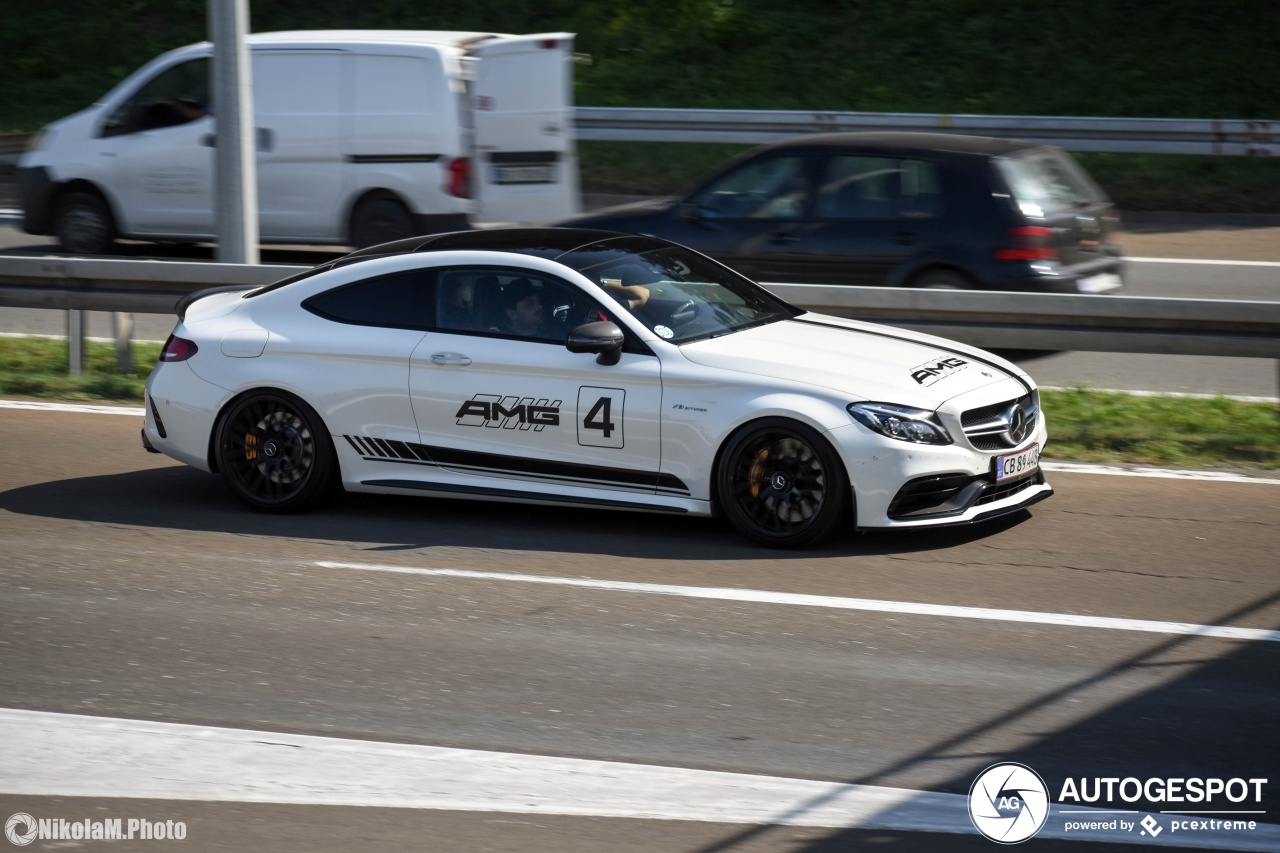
3 108 1278 168
2 257 1278 393
575 108 1279 156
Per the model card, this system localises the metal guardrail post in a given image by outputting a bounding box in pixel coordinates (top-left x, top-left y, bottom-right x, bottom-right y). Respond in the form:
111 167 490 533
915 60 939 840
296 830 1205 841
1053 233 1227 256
113 312 134 374
65 309 84 375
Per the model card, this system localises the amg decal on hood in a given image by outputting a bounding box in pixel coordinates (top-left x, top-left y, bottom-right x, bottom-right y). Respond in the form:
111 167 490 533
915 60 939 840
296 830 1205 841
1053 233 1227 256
911 356 969 386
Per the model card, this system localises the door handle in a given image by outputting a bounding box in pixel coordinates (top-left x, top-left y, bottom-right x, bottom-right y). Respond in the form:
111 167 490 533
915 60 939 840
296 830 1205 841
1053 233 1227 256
430 353 472 366
893 231 916 245
770 232 800 245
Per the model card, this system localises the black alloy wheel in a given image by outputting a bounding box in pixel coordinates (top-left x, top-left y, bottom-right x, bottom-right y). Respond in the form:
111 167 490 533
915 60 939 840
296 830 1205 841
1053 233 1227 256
215 391 337 513
716 418 850 548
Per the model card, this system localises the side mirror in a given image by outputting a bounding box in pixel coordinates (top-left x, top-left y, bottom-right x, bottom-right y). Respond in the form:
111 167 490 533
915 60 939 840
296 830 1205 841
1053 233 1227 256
675 200 700 221
566 321 625 366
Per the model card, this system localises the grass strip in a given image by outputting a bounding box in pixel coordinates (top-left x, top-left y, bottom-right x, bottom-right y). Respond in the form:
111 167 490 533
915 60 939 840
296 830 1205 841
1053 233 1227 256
0 338 1275 469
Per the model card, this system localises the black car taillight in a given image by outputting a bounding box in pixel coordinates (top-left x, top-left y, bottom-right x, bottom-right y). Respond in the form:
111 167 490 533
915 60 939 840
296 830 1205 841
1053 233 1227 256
446 157 472 198
159 334 198 362
995 226 1058 261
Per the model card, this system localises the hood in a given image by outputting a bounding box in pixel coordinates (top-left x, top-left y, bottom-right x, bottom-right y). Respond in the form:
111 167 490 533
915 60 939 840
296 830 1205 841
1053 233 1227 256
678 314 1030 409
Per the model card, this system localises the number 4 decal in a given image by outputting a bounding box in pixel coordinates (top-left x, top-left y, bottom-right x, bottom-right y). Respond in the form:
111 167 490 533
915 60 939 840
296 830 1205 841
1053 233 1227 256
577 387 625 448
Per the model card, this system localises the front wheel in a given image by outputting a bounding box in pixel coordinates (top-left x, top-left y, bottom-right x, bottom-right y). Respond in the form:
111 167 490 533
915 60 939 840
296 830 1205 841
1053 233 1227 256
215 391 337 513
54 190 116 255
716 418 850 548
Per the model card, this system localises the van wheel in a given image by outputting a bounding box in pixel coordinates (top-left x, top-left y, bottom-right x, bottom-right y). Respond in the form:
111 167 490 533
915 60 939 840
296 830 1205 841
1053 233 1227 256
54 190 116 255
911 269 971 290
350 197 415 249
716 418 850 548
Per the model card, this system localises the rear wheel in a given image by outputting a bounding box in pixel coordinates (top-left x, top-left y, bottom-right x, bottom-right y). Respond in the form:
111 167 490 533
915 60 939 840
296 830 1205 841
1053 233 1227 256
716 418 850 548
215 391 337 513
349 197 415 249
911 269 971 290
54 190 116 255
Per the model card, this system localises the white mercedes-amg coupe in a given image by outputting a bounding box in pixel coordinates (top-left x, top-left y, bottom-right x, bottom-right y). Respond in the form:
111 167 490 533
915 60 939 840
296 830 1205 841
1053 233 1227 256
143 228 1051 547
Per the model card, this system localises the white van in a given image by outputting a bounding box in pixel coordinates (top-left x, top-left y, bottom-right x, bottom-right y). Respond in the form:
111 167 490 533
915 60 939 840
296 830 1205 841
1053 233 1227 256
18 30 580 253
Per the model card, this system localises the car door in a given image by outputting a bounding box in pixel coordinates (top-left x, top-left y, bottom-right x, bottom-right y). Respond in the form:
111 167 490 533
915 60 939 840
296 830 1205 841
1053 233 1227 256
778 154 946 286
409 269 666 498
103 57 216 237
675 153 819 282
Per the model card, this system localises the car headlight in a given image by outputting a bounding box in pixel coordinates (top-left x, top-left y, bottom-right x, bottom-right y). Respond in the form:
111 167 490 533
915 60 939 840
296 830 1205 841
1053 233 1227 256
847 402 953 445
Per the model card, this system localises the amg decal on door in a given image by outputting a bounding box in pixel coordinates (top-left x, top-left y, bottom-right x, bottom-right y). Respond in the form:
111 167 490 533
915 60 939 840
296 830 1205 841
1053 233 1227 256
456 394 561 430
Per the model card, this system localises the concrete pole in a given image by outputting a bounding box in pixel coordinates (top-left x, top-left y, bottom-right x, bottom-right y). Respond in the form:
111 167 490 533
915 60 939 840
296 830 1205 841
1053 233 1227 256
208 0 259 264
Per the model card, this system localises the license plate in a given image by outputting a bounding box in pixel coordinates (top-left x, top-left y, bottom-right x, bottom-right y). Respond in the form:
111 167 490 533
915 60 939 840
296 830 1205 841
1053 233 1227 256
995 443 1040 482
1077 272 1122 293
492 165 555 185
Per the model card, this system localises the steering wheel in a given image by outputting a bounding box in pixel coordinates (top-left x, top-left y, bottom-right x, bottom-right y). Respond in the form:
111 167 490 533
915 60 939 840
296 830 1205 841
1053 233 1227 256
668 300 700 327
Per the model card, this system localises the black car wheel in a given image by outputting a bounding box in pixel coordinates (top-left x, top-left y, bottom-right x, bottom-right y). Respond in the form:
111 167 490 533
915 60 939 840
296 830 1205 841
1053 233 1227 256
350 197 415 249
716 418 850 548
54 190 116 255
215 391 337 513
911 269 972 290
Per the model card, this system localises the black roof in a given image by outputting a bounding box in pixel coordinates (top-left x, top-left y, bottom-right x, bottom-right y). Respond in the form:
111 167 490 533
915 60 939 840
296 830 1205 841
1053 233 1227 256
342 227 674 263
752 131 1052 158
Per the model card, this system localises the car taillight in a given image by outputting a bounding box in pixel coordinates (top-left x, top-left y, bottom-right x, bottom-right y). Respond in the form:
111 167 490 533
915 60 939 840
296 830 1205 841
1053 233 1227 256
446 157 471 198
159 334 198 362
995 226 1058 261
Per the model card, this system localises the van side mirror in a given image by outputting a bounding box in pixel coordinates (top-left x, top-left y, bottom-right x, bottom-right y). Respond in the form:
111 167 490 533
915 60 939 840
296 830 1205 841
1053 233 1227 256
566 321 624 365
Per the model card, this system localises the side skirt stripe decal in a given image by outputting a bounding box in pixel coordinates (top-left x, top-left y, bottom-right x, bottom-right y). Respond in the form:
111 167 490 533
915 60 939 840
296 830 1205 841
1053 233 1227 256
362 479 689 513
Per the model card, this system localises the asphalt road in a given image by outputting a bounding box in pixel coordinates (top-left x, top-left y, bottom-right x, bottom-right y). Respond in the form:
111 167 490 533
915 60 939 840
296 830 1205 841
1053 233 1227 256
1 406 1277 851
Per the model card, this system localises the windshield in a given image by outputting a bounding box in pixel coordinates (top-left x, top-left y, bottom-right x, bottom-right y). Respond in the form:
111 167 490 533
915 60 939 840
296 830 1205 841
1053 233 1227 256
562 245 799 344
995 149 1108 217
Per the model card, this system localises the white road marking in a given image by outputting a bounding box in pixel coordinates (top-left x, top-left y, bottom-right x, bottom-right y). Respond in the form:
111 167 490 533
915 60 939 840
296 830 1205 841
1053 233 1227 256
315 561 1280 643
0 399 144 416
1126 257 1280 267
1 709 1274 850
1043 461 1280 485
1040 386 1278 405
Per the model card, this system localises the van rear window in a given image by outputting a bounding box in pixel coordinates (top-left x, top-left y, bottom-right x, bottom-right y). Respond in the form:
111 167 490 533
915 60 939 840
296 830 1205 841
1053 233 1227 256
995 150 1107 217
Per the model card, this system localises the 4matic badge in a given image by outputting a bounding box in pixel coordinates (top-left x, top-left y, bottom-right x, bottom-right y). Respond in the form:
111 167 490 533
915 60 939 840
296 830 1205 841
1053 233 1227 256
456 394 561 430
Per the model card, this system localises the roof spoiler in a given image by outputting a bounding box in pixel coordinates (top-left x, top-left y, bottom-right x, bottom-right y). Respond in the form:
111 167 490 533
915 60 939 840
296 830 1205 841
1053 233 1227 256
175 285 256 322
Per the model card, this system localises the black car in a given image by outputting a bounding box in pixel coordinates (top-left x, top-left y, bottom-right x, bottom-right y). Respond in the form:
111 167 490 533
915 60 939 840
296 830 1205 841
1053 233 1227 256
558 132 1124 293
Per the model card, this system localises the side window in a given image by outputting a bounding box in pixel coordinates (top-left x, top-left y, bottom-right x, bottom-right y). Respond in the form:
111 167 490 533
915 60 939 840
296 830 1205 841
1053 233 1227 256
691 156 810 219
436 270 613 343
102 59 212 138
815 156 942 219
303 270 435 329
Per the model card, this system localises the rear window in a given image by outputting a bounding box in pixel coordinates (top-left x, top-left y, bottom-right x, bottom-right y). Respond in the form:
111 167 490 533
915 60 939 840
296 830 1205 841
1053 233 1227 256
995 150 1107 217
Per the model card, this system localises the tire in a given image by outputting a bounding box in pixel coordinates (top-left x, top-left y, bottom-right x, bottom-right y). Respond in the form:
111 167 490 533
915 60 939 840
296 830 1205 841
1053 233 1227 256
349 197 415 249
54 190 116 255
215 390 338 513
716 418 850 548
911 269 971 290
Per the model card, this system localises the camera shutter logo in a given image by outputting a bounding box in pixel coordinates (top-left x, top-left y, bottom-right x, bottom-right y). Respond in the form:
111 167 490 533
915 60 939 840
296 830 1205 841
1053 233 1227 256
5 814 37 847
969 763 1050 844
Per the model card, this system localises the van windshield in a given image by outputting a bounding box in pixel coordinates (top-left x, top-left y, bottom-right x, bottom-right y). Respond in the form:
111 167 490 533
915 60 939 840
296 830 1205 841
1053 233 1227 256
995 150 1108 217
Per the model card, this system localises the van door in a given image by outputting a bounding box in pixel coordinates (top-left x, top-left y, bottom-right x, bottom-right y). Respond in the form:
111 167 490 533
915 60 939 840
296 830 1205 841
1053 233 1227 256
105 57 216 237
469 34 579 224
252 52 344 240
